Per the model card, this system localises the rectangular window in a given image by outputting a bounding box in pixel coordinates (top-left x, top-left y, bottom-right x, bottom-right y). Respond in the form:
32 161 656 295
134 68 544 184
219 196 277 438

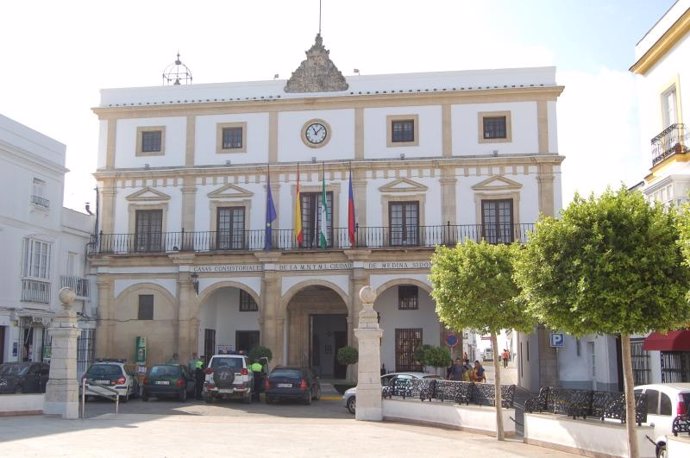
216 206 245 250
23 238 51 279
138 295 154 320
135 209 163 252
222 127 243 149
395 328 423 372
239 290 258 312
136 127 165 155
631 339 651 386
392 120 415 143
481 199 514 243
662 86 678 128
398 285 419 310
216 122 247 153
660 351 690 383
389 201 419 246
483 116 507 139
300 191 333 248
31 178 49 208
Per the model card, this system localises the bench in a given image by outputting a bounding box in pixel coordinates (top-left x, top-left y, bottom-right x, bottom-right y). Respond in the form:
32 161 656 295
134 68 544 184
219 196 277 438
673 415 690 436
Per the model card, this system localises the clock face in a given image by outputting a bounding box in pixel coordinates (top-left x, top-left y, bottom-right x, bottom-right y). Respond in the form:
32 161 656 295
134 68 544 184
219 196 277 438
305 122 328 145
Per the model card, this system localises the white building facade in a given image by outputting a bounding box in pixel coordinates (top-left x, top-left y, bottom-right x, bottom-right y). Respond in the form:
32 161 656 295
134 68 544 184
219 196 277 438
632 0 690 384
90 36 564 381
0 115 96 373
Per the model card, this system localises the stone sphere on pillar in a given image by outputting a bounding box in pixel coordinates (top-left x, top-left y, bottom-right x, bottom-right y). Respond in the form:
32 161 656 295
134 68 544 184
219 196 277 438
359 286 377 305
58 287 77 309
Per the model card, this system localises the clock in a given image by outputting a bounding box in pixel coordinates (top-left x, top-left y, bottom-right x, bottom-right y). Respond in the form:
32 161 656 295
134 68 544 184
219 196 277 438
302 120 331 148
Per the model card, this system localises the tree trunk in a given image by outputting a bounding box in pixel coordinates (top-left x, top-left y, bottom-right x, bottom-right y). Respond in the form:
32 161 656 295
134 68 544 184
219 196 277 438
490 332 504 441
621 334 639 458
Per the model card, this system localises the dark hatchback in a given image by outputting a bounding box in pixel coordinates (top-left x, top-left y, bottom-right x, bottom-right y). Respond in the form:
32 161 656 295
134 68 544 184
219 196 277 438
264 367 321 405
142 364 196 401
0 362 50 394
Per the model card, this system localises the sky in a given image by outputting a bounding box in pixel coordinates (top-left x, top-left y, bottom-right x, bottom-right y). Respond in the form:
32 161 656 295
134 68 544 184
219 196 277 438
0 0 678 213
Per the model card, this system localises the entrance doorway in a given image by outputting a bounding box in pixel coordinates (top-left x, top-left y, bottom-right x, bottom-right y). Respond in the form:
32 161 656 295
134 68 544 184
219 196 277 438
236 330 260 354
310 314 347 378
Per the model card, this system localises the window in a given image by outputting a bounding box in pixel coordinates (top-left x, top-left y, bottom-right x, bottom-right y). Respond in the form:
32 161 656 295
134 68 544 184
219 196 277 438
395 328 423 372
631 339 651 386
387 115 419 146
481 199 514 243
662 86 678 128
645 389 660 415
389 201 419 246
300 191 333 248
135 209 163 252
398 286 419 310
479 111 512 143
31 178 49 208
239 290 258 312
21 238 51 304
661 351 690 382
136 127 165 155
216 207 245 250
138 295 154 320
216 122 247 153
660 392 672 416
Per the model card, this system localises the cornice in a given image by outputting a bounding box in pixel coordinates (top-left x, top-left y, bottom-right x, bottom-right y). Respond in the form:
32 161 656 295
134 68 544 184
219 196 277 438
630 8 690 75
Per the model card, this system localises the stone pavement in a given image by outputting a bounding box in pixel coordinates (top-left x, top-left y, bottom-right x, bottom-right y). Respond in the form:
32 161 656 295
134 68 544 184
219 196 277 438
0 412 578 458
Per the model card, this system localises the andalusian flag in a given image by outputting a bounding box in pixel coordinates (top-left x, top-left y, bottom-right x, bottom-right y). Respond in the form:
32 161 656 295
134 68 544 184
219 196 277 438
294 164 303 246
319 164 328 249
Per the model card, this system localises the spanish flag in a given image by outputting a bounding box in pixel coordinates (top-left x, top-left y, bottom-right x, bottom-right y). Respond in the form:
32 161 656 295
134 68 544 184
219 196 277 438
294 164 303 246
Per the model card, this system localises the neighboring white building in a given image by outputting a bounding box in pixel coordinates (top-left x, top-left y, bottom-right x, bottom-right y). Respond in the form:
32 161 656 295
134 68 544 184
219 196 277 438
0 114 96 374
631 0 690 384
89 36 564 382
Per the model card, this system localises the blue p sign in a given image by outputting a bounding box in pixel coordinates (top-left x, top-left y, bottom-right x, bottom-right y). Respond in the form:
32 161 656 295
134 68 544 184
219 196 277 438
550 333 564 348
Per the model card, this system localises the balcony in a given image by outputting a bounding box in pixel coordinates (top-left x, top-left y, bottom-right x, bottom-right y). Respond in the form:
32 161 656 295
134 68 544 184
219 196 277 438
21 279 51 304
87 223 535 255
60 275 89 298
30 195 50 209
651 123 688 166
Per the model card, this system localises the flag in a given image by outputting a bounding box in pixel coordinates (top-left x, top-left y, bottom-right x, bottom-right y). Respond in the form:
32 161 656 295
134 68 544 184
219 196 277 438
294 164 303 246
348 167 356 246
264 167 277 250
319 164 329 249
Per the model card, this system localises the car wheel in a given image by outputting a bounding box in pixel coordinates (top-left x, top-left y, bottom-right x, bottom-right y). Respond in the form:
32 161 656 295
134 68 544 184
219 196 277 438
657 444 667 458
142 391 149 402
347 396 356 414
179 388 188 402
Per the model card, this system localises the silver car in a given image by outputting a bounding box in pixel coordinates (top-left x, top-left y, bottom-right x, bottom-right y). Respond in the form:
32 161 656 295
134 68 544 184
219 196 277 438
634 383 690 458
343 372 441 414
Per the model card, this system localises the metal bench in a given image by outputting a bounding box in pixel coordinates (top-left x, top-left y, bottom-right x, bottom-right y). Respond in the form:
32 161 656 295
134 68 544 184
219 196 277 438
672 415 690 436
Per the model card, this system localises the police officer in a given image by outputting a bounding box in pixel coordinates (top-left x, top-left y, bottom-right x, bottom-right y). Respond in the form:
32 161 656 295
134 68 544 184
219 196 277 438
250 359 263 401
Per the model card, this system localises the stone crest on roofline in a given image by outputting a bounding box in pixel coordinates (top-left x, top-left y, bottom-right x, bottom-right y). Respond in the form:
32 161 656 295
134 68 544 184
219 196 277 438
285 34 349 93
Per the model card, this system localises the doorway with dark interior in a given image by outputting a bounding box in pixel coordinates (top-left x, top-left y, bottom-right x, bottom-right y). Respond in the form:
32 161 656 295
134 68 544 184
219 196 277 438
310 314 347 378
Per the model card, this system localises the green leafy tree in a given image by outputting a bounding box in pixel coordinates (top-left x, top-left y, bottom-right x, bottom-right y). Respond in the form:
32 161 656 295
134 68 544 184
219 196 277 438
514 187 690 458
431 240 533 440
414 345 452 374
248 345 273 363
336 346 359 366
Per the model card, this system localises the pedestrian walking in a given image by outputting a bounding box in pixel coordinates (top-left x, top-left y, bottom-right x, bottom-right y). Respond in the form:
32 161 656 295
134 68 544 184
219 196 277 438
502 349 510 368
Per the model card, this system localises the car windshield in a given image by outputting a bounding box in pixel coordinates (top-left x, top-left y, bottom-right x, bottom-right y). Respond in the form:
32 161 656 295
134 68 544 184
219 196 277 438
0 364 30 376
87 365 122 377
211 358 241 370
269 369 302 379
150 366 181 377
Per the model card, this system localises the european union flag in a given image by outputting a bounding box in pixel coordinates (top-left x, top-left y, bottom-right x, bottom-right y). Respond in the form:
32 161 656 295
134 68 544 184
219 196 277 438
265 170 277 250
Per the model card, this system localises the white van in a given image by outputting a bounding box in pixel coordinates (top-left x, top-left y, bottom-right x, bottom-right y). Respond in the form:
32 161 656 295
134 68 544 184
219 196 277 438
634 383 690 458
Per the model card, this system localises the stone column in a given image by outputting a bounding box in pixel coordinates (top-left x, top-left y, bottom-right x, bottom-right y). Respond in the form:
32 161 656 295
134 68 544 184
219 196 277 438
354 286 383 421
44 288 81 419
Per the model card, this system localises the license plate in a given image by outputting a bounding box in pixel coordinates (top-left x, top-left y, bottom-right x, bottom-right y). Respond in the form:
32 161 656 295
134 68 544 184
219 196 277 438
155 381 169 385
95 380 110 384
277 383 292 388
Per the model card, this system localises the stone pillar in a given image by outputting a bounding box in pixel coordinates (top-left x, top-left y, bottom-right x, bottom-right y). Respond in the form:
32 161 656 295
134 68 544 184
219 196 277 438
354 286 383 421
44 288 81 419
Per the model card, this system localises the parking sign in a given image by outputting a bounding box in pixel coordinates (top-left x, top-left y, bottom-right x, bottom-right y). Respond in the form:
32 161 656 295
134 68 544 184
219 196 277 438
550 333 564 348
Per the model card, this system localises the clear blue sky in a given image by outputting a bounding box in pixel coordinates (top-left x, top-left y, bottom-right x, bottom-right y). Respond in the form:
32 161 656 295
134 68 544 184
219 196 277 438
0 0 679 211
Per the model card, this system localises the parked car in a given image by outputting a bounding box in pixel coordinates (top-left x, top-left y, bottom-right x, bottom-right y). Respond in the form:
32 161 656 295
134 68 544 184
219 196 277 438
141 364 196 402
203 354 253 403
264 367 321 405
343 372 441 414
82 360 139 402
482 348 494 362
0 362 50 394
634 383 690 458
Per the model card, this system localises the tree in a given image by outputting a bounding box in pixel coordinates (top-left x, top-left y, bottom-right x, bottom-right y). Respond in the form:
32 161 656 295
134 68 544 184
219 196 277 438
414 345 452 375
514 187 690 458
336 346 359 367
430 240 534 440
248 345 273 363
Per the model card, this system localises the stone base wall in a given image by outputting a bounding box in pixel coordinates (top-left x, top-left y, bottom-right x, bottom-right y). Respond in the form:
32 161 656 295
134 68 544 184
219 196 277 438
0 394 44 416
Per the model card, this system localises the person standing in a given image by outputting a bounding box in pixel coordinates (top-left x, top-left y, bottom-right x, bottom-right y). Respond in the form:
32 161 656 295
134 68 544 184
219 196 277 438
501 349 510 368
194 356 205 400
448 358 465 381
473 360 486 383
250 359 263 401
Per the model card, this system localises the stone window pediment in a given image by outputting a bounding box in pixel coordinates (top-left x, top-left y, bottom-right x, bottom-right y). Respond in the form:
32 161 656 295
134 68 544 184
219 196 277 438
126 187 171 202
378 178 429 194
471 176 522 192
207 183 254 200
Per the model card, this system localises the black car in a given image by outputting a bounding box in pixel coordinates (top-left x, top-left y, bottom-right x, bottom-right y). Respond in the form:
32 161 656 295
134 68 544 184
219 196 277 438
142 364 196 401
0 362 50 394
264 367 321 405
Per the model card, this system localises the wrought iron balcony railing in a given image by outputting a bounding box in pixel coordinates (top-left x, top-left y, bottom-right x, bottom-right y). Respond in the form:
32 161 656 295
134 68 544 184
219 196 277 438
651 123 688 166
21 279 51 304
87 223 534 255
60 275 89 298
30 195 50 208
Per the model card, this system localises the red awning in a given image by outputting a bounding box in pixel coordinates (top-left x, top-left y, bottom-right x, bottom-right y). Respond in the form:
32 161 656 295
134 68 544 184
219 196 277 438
643 330 690 351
